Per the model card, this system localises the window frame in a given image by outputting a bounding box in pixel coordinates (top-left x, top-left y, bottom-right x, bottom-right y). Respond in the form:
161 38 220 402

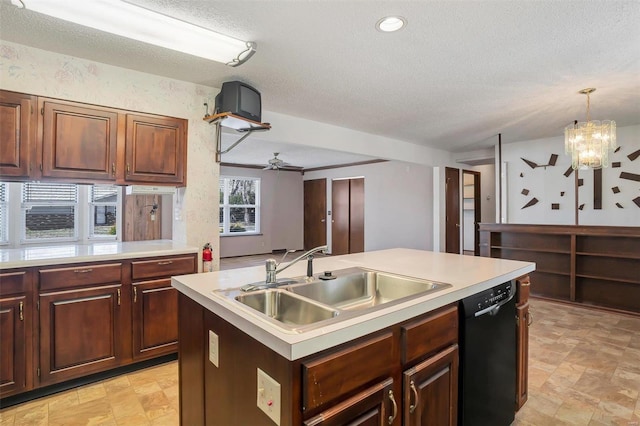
21 182 79 244
219 176 261 236
0 182 7 244
88 184 120 240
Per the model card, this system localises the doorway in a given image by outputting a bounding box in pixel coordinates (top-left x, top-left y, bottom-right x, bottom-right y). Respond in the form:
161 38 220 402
303 179 327 250
462 170 481 256
331 177 364 255
445 167 460 254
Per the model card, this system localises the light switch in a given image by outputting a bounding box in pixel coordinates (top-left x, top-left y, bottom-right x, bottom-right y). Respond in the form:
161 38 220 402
208 330 219 367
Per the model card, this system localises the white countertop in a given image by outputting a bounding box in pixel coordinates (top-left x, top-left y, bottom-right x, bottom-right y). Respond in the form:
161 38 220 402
0 240 198 269
171 248 535 361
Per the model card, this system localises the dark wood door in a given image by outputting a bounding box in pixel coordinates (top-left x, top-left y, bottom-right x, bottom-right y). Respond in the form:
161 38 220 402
0 90 35 179
0 295 27 397
349 178 365 254
332 179 350 255
516 302 530 411
304 179 327 250
403 344 458 426
132 279 178 360
125 114 186 185
445 167 460 254
41 99 118 182
39 284 123 386
303 378 395 426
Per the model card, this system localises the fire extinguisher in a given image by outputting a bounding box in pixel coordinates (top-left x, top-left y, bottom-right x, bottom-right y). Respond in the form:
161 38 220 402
202 243 213 273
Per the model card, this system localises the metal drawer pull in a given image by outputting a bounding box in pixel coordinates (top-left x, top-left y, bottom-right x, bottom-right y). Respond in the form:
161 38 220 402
133 287 137 303
19 301 24 321
73 268 93 273
388 390 397 425
527 312 533 327
117 289 121 306
157 261 173 265
409 380 419 414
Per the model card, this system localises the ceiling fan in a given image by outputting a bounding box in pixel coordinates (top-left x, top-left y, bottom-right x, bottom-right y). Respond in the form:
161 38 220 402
263 152 303 171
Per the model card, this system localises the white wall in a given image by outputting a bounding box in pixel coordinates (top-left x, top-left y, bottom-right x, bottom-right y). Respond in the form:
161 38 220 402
304 161 433 253
476 164 496 224
220 166 303 257
501 125 640 225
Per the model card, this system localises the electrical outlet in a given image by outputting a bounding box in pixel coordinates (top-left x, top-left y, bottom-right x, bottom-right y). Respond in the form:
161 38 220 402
257 368 280 425
208 330 218 367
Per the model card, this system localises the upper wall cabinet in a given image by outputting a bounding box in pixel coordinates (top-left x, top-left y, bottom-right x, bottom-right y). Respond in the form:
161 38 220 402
124 114 186 185
0 90 187 186
0 91 36 179
41 99 118 182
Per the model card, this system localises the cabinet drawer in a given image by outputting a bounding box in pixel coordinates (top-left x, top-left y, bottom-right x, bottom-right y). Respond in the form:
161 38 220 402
401 304 458 366
0 270 30 295
302 332 394 412
131 255 195 280
40 263 122 291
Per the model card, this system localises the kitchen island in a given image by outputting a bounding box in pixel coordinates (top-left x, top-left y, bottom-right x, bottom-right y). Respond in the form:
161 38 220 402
172 248 535 425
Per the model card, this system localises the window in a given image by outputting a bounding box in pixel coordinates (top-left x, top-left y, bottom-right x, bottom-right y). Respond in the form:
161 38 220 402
22 182 78 242
219 177 260 235
90 185 118 238
0 183 7 244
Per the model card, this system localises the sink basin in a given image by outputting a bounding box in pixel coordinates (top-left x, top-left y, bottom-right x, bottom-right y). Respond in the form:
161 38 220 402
234 289 339 329
288 268 451 310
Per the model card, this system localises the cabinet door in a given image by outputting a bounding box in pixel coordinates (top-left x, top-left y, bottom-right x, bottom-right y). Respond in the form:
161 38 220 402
41 100 118 181
132 279 178 360
0 91 35 178
304 378 397 426
125 114 186 185
403 345 458 426
516 302 530 411
0 296 27 397
39 284 123 386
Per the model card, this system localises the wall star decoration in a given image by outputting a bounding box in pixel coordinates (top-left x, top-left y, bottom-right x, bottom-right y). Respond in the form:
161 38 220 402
521 189 530 195
628 149 640 161
612 162 621 168
521 154 558 169
616 202 624 209
521 198 539 209
612 186 620 194
552 203 559 210
620 172 640 182
564 166 574 177
633 196 640 208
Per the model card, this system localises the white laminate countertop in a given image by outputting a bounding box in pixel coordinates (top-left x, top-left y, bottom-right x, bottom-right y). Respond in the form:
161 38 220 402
172 248 535 361
0 240 199 269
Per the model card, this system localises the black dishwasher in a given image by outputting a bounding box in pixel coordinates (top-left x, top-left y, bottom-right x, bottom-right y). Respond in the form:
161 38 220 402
459 280 516 426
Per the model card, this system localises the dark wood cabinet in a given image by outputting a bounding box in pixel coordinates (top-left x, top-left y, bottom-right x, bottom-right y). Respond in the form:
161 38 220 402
0 91 36 179
403 345 459 426
303 378 396 426
124 114 186 185
38 283 124 386
0 270 34 398
515 274 531 411
40 99 118 182
130 255 195 360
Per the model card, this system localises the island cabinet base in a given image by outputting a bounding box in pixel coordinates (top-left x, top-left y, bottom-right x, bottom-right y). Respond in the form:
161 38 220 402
177 294 459 426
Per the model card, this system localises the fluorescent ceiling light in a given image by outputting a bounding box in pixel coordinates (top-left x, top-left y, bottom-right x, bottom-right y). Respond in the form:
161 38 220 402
376 16 407 32
14 0 256 66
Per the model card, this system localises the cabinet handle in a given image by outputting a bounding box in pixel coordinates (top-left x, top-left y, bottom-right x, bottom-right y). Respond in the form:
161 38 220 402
112 163 116 175
126 163 130 175
409 380 419 414
133 287 137 303
19 301 24 321
157 261 173 266
527 311 533 327
388 390 397 425
73 268 93 273
117 289 121 306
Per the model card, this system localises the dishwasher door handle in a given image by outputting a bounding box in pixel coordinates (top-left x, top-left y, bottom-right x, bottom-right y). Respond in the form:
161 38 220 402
474 290 515 318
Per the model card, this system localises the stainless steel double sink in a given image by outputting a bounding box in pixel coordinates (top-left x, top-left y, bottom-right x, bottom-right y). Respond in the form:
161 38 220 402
216 267 452 333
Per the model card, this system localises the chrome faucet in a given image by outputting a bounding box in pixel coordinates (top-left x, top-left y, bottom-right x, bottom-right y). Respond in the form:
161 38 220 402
265 245 328 285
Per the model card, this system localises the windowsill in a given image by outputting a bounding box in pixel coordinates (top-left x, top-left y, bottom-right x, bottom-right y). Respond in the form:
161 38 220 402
221 233 263 238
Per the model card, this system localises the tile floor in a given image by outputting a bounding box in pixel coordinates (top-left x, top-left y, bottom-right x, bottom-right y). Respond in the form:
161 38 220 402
2 257 639 425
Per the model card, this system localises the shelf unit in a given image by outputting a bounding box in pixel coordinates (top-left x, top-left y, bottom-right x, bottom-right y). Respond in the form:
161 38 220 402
203 112 271 162
479 223 640 315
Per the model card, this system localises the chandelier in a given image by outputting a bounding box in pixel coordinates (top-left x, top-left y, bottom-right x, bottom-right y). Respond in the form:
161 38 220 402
564 88 616 170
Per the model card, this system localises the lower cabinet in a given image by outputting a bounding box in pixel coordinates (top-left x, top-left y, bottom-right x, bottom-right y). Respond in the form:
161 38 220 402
38 284 124 386
403 345 459 426
0 296 28 397
303 378 396 426
516 275 531 411
132 279 178 360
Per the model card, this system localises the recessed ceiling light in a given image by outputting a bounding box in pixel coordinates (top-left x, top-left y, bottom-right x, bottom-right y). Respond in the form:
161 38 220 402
376 16 407 32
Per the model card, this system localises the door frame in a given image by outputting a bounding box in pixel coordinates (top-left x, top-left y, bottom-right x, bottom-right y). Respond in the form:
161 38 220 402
445 167 460 254
462 170 481 256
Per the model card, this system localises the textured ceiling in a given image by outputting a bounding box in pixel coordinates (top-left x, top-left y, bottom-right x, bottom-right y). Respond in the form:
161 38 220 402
1 0 639 167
